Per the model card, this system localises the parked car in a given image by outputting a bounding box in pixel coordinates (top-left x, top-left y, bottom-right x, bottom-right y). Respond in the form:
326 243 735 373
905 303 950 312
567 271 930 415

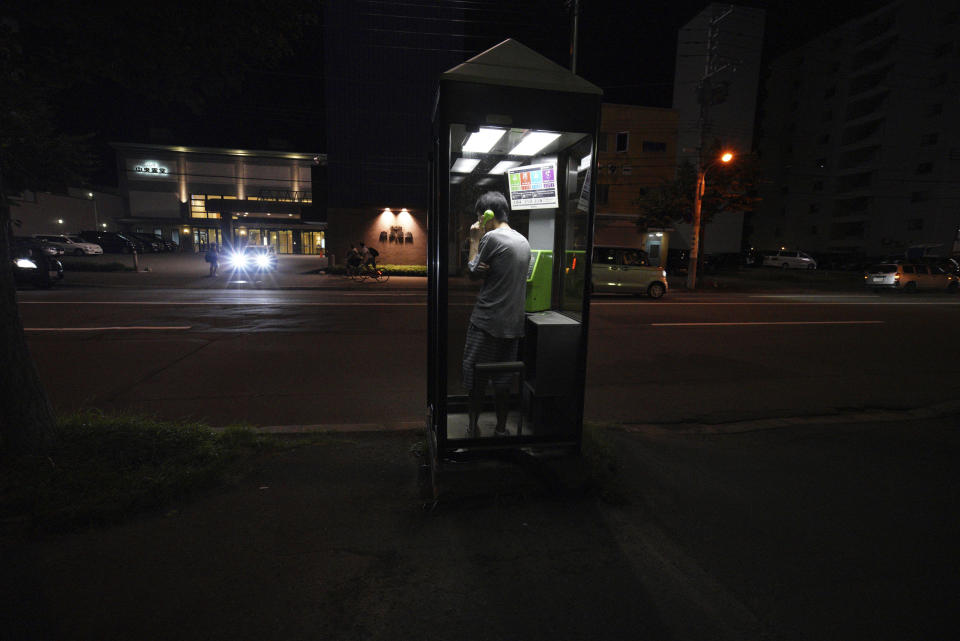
226 244 278 272
865 263 958 292
592 246 668 298
134 233 177 252
34 233 103 256
13 236 63 256
763 249 817 270
126 232 166 252
77 230 139 253
11 238 63 287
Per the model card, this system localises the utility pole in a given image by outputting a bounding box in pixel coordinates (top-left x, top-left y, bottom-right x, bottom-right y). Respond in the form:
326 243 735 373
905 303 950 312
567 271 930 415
686 5 735 290
569 0 580 73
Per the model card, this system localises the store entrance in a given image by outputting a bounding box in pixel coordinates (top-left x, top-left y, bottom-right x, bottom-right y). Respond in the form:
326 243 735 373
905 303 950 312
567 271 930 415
193 227 222 252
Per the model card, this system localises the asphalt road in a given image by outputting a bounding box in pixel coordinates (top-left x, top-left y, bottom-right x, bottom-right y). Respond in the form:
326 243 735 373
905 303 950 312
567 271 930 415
17 286 960 427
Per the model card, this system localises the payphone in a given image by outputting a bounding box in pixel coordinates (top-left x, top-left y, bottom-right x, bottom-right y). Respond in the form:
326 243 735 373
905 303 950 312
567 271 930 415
426 39 601 492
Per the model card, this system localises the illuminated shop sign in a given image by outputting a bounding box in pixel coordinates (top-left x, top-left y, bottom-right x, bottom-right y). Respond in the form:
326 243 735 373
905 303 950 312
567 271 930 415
134 161 170 175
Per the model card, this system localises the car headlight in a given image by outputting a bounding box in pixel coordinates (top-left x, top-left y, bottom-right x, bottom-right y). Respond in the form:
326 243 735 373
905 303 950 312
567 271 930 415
255 254 271 268
229 252 250 269
16 258 38 269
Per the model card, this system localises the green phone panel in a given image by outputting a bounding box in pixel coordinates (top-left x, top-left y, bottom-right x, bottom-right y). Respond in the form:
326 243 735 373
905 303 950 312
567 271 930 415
525 249 553 312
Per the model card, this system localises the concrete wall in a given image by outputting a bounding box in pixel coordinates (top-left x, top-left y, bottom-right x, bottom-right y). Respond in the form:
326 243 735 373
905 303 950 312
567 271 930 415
327 207 427 266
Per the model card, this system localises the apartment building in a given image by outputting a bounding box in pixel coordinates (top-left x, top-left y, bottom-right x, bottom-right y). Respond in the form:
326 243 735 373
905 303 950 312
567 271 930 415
753 0 960 258
594 104 679 264
672 3 766 254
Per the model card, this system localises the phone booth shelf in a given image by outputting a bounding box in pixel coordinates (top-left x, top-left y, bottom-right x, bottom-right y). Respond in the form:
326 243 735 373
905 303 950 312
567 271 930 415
425 39 601 498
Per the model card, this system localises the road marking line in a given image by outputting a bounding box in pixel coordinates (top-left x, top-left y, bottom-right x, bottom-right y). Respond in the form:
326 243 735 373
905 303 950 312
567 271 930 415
25 326 192 331
651 320 885 327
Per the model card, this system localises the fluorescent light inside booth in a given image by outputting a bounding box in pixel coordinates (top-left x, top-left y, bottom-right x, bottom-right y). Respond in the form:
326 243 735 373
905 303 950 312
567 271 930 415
508 131 561 156
488 161 521 175
578 154 592 171
463 128 506 153
451 158 480 173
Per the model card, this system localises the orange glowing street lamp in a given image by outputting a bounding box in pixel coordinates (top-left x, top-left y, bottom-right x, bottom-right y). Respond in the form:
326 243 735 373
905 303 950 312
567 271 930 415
686 151 734 290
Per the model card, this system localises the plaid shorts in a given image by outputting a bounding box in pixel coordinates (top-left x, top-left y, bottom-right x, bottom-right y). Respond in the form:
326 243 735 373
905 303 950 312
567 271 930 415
462 323 520 392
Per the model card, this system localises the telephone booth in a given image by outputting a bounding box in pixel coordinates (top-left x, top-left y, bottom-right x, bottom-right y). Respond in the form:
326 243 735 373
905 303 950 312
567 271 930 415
426 39 601 489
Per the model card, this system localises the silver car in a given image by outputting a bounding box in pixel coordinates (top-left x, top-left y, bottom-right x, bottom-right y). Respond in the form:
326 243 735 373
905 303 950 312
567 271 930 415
865 263 958 292
34 234 103 256
592 246 668 298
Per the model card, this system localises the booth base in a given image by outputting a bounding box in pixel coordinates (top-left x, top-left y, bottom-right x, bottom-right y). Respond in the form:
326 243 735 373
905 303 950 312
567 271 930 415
420 421 583 503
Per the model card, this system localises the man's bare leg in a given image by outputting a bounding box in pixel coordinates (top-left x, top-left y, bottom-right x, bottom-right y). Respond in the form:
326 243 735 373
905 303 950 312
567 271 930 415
468 381 484 437
494 384 509 435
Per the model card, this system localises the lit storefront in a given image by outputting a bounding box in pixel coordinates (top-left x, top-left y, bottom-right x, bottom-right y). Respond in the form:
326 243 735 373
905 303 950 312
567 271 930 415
112 143 326 254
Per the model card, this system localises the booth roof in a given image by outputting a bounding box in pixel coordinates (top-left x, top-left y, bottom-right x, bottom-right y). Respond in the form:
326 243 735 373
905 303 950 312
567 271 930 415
442 39 602 96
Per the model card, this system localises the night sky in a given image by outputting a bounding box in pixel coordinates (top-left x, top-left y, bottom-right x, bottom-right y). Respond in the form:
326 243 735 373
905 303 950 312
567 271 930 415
13 0 879 186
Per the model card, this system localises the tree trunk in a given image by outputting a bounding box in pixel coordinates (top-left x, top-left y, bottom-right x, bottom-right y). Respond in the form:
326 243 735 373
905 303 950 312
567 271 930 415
697 218 708 276
0 167 56 454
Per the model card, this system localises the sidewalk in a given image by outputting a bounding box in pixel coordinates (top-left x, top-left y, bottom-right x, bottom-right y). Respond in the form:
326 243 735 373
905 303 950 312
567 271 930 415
4 413 957 641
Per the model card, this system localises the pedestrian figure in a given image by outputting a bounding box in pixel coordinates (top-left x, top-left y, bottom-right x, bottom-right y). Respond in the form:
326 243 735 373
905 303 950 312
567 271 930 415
205 243 220 276
462 191 531 438
360 241 379 270
345 244 362 276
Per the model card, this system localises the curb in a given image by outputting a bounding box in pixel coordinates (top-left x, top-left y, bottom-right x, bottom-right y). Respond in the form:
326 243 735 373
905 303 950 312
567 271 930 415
211 421 423 434
620 400 960 436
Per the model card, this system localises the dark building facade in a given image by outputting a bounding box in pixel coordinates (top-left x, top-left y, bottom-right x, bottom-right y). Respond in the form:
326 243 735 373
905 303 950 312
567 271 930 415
753 0 960 258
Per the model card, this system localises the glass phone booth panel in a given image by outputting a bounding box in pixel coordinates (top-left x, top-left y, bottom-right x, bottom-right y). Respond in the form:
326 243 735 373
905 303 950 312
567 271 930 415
446 124 592 442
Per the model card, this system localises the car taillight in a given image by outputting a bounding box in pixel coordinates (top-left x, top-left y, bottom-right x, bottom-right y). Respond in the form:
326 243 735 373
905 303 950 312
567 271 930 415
894 273 900 280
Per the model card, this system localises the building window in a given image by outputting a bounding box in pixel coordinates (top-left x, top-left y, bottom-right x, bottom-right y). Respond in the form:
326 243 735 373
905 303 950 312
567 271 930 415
598 133 608 152
930 72 947 88
907 218 924 230
910 191 928 203
916 162 933 174
641 141 666 152
780 186 789 195
824 85 837 98
927 103 943 117
597 183 609 205
813 180 823 192
615 132 629 152
816 158 827 169
809 203 820 213
810 225 819 235
818 133 831 144
934 42 952 58
190 195 221 220
921 133 939 145
822 110 833 122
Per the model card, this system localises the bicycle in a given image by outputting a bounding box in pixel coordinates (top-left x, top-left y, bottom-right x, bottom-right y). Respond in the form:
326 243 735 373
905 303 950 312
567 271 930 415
351 263 390 282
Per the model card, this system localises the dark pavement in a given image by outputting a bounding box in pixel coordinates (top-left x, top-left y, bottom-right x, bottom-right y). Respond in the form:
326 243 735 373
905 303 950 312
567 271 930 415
4 416 958 641
7 275 960 639
17 286 960 428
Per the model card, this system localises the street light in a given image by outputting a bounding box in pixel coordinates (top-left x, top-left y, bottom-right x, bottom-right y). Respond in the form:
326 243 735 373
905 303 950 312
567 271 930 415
87 191 99 230
686 151 734 290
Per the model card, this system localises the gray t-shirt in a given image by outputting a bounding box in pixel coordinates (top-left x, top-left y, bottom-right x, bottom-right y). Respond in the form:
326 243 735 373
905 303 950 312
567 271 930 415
468 226 531 338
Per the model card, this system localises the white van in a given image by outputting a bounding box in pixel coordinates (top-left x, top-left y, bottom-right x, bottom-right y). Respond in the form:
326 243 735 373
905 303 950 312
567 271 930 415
763 250 817 270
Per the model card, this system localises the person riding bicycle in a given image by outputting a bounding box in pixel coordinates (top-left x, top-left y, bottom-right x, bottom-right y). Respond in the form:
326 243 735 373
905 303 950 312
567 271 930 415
360 242 379 270
346 244 362 275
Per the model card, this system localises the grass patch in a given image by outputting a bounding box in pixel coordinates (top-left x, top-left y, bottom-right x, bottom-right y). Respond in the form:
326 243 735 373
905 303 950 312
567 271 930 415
61 260 135 272
0 412 285 534
581 422 629 504
327 263 427 276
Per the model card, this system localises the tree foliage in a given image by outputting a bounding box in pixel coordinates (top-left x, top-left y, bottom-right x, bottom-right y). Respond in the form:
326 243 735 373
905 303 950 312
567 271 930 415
634 140 762 234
